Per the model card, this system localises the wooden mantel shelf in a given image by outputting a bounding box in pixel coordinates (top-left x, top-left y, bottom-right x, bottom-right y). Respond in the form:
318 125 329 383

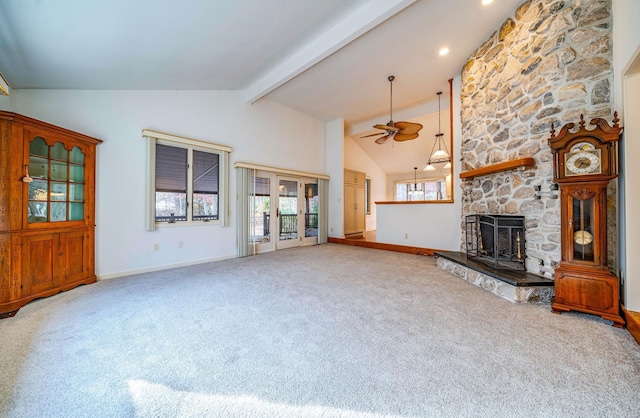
459 158 535 179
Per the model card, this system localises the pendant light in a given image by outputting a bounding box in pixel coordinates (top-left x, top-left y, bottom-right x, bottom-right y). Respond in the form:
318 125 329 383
408 167 423 196
424 91 451 170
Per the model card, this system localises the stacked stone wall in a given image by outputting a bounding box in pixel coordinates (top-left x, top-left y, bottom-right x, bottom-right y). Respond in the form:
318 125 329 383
460 0 614 277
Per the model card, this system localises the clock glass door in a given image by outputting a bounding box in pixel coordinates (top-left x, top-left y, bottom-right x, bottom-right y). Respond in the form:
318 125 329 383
572 195 595 262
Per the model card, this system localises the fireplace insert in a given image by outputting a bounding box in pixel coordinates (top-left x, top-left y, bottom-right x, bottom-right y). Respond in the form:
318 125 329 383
465 214 525 270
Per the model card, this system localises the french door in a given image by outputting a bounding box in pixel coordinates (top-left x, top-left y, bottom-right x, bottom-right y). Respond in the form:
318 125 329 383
249 172 317 253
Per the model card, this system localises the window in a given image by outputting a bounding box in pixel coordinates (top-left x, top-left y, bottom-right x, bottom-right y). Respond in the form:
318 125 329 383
395 178 446 201
365 178 372 214
144 130 231 230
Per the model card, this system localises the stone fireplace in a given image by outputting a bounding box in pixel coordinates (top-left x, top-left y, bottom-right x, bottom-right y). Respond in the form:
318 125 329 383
465 214 526 271
459 0 615 279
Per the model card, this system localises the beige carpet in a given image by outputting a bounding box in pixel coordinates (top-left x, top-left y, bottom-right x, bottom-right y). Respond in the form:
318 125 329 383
1 244 638 417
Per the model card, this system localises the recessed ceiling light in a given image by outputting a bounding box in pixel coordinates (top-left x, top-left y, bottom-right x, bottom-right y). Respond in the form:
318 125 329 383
439 47 449 56
482 0 494 5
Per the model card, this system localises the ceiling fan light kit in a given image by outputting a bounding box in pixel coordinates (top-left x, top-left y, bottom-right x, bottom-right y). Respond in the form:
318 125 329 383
362 75 423 145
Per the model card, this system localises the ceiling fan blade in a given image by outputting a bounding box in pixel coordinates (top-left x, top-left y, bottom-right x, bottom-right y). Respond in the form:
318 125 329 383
360 132 384 138
375 134 390 144
394 121 423 135
373 124 400 132
394 133 419 142
376 131 397 144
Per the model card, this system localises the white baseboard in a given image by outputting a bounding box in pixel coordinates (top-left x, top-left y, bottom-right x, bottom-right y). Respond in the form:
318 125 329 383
97 254 237 281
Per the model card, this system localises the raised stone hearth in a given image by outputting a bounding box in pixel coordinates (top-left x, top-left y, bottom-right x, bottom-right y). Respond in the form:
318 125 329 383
435 251 554 304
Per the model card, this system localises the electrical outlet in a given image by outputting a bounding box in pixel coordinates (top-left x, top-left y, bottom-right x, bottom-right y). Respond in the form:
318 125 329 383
153 243 159 251
178 241 184 248
404 233 408 239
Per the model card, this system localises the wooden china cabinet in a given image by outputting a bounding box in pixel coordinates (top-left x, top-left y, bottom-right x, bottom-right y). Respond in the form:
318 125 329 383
0 111 102 318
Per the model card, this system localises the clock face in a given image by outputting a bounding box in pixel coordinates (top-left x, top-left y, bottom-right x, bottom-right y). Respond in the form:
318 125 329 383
565 142 601 176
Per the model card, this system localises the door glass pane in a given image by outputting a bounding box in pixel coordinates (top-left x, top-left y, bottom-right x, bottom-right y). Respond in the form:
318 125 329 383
50 202 67 222
573 196 595 262
69 165 84 183
29 137 48 157
304 183 318 238
69 184 84 201
29 157 48 179
51 161 68 181
69 203 84 221
278 179 298 241
250 176 271 244
51 142 67 161
51 182 67 200
70 146 84 164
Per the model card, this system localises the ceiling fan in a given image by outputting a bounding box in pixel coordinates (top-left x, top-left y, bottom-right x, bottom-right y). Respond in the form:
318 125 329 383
361 75 423 144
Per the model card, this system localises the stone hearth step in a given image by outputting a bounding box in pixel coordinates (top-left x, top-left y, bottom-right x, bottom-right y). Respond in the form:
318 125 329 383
435 251 554 304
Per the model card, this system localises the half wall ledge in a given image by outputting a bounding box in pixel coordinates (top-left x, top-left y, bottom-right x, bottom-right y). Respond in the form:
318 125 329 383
435 251 554 304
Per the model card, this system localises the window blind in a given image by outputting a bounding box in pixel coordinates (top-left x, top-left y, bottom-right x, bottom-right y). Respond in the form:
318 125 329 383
155 144 187 192
193 150 219 193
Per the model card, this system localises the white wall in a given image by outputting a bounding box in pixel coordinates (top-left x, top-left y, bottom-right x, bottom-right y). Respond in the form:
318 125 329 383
11 90 326 278
0 95 9 111
613 0 640 310
343 136 386 231
376 77 462 251
623 71 640 311
326 118 345 238
613 0 640 119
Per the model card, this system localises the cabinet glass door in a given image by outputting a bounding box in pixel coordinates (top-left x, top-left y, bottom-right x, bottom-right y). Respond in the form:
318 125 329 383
27 137 85 224
572 196 595 262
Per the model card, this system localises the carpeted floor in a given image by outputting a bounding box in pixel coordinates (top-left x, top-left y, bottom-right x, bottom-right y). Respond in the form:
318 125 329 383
1 244 638 417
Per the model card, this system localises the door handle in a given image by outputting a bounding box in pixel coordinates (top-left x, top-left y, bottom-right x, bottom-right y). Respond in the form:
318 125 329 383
276 208 280 218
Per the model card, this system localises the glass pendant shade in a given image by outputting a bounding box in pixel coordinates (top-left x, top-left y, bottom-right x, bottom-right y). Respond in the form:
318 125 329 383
443 161 451 169
423 163 436 171
431 148 449 160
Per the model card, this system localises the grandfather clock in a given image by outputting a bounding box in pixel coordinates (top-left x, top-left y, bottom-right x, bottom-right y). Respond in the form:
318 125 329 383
548 114 624 327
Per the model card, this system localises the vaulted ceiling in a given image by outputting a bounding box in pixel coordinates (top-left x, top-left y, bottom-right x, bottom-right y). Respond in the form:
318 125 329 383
0 0 523 172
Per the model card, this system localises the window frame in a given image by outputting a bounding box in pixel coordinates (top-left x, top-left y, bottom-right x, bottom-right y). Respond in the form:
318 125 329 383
365 178 372 215
395 177 446 202
144 130 231 231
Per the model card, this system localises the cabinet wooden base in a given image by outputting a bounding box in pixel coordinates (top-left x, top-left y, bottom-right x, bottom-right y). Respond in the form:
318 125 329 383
0 310 18 319
0 276 96 319
552 265 625 328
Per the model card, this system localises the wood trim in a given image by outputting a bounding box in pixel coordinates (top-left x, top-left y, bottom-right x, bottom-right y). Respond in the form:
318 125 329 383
0 111 102 144
328 236 439 256
142 129 232 153
448 78 454 202
459 157 535 179
375 200 454 205
621 305 640 345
